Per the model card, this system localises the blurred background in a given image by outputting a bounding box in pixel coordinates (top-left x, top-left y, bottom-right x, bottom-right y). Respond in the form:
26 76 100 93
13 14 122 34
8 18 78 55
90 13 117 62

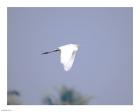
7 7 133 105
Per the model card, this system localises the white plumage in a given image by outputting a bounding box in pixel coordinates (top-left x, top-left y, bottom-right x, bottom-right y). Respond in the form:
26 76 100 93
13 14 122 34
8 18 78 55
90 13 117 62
59 44 79 71
42 44 79 71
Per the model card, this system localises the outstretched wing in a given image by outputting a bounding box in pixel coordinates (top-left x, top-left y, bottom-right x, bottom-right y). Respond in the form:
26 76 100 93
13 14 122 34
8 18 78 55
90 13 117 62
64 51 77 71
59 45 78 71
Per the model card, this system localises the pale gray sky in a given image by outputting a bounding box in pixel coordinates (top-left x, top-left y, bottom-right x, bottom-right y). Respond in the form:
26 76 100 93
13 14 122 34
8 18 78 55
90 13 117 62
8 7 133 105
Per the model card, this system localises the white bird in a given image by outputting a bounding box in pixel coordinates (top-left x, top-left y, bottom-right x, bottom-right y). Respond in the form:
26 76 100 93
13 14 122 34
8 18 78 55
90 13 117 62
42 44 79 71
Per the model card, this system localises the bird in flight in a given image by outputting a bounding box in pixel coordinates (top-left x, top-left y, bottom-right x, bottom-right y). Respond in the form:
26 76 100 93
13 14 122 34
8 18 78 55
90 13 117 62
42 44 79 71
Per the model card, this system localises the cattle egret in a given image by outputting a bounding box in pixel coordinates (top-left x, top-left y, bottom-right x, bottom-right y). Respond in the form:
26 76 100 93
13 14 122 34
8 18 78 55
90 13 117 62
42 44 79 71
